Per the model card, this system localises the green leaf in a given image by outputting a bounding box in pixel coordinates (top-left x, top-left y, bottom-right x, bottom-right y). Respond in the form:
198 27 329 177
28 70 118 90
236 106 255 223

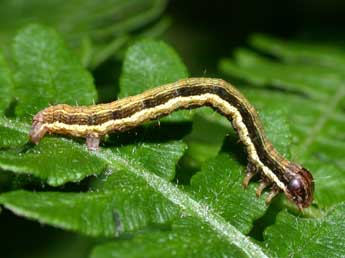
0 117 29 148
0 139 187 234
220 35 345 209
0 136 269 256
91 218 248 258
182 109 230 165
0 36 190 185
0 118 185 185
186 154 267 234
108 141 187 181
0 174 179 237
120 39 188 96
181 107 291 180
251 34 345 69
0 138 107 186
0 52 13 115
260 110 291 159
0 36 303 258
119 39 190 121
0 0 168 68
13 24 97 118
220 49 339 100
264 202 345 258
0 138 181 232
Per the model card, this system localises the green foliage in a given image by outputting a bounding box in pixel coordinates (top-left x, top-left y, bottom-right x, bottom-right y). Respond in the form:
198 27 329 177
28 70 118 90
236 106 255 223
90 218 247 258
220 35 345 209
0 20 343 258
0 0 168 68
0 171 180 237
0 138 107 186
113 141 187 180
120 40 188 97
13 24 97 118
264 203 345 258
120 39 191 121
0 52 13 116
219 34 345 257
0 117 29 148
186 154 267 234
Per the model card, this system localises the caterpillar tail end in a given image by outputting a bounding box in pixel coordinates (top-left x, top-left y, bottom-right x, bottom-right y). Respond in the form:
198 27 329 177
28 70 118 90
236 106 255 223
29 112 47 145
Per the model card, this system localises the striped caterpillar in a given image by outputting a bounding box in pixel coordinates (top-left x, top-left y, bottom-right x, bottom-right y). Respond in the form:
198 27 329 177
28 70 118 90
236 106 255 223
29 78 314 209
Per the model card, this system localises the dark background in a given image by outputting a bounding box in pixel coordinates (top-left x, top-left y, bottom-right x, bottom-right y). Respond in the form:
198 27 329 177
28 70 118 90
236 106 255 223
166 0 345 74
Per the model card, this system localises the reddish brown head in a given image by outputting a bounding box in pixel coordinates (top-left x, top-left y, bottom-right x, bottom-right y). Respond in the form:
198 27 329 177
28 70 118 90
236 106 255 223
285 164 314 209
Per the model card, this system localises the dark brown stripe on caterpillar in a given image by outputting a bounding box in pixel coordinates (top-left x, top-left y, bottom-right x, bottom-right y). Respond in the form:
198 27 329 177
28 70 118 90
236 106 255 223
29 78 314 209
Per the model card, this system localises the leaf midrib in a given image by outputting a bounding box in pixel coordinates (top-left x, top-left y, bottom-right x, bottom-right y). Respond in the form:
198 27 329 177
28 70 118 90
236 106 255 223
94 148 268 258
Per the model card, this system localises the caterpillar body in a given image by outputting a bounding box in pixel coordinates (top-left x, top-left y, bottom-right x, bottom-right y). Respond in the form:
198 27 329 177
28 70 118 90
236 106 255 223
29 78 314 209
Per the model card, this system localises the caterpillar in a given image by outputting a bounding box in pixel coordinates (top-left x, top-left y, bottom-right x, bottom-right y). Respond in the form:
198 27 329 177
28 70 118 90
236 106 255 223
29 78 314 209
